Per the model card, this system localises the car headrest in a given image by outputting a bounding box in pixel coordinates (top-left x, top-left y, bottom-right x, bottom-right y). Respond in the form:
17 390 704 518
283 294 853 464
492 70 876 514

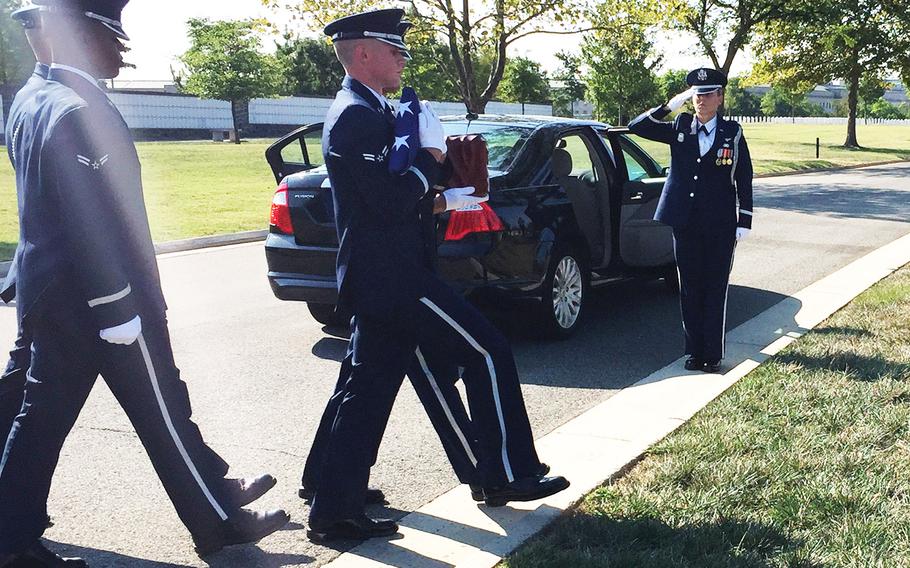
551 148 572 178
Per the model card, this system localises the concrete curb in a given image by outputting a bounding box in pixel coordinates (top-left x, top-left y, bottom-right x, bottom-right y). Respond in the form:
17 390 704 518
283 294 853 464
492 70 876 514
753 158 909 179
322 230 910 568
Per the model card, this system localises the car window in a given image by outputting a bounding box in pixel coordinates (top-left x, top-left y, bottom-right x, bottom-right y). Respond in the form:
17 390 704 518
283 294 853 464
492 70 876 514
280 129 324 169
617 135 664 180
557 134 598 179
442 122 534 171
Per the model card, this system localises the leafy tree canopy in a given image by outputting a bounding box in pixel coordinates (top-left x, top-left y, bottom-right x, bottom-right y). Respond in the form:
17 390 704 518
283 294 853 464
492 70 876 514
497 56 550 104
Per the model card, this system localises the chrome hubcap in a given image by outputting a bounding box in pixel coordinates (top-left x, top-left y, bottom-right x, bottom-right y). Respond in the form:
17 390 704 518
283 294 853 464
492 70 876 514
551 256 583 329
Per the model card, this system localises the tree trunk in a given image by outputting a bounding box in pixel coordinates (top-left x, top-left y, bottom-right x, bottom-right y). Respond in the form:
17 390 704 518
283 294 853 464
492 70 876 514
844 52 861 148
230 99 248 144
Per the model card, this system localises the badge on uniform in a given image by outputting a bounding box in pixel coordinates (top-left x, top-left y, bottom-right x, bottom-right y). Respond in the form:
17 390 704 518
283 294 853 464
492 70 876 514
677 133 685 143
716 147 733 166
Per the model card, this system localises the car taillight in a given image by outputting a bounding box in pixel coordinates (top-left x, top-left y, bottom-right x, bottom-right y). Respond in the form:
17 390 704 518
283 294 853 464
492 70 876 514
270 181 294 235
444 201 504 241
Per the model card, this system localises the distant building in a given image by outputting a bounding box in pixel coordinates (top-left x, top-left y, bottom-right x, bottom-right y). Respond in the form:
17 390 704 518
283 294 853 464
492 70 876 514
745 80 907 114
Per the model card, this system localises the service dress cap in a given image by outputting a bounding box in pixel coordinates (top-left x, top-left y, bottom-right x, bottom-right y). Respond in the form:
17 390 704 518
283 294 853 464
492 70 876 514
324 8 411 58
33 0 129 40
11 4 41 26
686 67 727 94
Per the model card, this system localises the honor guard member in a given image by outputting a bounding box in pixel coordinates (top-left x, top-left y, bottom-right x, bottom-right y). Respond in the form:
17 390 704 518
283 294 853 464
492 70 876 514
628 67 753 373
0 1 289 564
306 8 569 542
0 3 51 455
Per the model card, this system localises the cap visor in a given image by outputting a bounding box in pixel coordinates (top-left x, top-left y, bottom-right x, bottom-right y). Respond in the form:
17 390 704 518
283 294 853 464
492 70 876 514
100 20 129 41
376 37 407 51
693 86 722 94
11 6 39 21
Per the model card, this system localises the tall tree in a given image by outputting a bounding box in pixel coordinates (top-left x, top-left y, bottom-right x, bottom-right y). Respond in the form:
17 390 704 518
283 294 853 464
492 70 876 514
262 0 592 113
751 0 910 146
551 51 586 117
274 35 344 96
724 76 762 116
595 0 787 76
656 69 687 102
497 56 549 106
0 0 36 100
582 24 661 125
179 18 283 143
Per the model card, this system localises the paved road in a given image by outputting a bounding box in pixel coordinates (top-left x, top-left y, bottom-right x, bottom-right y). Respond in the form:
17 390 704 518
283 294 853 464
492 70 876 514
0 163 908 567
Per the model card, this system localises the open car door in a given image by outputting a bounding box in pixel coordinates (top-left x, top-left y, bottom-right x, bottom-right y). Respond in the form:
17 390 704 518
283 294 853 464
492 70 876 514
604 127 674 268
265 123 325 184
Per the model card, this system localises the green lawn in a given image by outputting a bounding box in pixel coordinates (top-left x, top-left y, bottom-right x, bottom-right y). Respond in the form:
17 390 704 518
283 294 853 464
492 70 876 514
0 138 281 260
1 123 908 261
502 263 910 568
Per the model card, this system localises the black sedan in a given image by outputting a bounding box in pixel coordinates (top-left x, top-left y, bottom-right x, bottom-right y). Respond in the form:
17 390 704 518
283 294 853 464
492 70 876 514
264 115 676 338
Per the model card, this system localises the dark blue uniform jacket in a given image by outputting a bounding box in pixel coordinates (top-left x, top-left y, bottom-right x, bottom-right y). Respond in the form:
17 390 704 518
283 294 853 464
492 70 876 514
324 76 440 317
628 106 753 233
2 63 50 304
6 66 166 327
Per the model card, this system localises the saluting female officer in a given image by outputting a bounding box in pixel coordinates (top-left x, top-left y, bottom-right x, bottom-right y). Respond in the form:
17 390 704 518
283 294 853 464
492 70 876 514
628 67 753 373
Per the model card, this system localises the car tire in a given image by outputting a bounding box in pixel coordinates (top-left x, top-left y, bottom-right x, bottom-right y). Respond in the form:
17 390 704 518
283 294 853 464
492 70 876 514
537 246 589 339
306 303 347 326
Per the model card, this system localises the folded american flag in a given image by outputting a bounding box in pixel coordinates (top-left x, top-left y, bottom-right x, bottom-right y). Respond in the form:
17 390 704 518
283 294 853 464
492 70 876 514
388 86 420 175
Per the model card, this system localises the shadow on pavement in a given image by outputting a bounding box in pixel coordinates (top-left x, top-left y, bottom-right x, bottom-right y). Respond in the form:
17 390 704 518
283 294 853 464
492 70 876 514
309 279 794 392
48 537 315 568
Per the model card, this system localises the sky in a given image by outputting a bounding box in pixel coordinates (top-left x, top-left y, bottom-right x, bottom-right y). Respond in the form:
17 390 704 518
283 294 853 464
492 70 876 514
115 0 754 87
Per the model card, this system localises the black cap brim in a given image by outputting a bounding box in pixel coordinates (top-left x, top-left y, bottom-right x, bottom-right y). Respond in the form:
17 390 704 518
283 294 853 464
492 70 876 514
693 85 722 94
11 5 40 22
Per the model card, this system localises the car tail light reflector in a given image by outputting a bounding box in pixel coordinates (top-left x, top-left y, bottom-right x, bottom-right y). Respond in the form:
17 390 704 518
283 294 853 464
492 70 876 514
270 181 294 235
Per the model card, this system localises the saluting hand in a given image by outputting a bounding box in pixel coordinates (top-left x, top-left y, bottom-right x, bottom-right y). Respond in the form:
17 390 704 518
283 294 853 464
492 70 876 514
666 88 696 112
100 315 142 345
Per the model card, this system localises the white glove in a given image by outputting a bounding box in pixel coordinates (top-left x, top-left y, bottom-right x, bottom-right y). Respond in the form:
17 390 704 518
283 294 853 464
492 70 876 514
418 101 446 153
736 227 751 241
666 88 696 112
100 315 142 345
442 186 488 211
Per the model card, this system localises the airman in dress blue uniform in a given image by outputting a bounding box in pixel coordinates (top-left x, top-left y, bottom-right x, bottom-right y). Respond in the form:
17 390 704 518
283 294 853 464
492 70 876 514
306 8 569 542
0 2 289 564
628 67 753 373
0 3 51 464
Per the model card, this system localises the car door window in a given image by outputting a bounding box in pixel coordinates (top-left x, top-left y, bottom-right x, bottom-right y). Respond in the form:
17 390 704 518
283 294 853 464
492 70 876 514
558 134 598 179
617 135 664 180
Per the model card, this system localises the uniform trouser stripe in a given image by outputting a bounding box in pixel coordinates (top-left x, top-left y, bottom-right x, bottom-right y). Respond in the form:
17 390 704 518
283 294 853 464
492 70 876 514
137 333 228 521
414 347 478 467
418 297 514 482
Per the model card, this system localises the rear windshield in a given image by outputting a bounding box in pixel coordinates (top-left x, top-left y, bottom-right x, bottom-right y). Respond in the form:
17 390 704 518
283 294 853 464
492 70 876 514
442 122 534 172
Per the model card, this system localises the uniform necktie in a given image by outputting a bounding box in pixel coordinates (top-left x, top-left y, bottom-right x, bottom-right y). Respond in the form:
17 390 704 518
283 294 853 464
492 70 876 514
699 125 709 136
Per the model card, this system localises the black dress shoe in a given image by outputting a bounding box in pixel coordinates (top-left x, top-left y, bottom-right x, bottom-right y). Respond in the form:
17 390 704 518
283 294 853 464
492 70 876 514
226 474 277 507
1 541 86 567
684 357 704 371
298 486 386 504
483 475 570 507
470 463 551 501
702 360 721 373
193 508 290 557
307 514 398 542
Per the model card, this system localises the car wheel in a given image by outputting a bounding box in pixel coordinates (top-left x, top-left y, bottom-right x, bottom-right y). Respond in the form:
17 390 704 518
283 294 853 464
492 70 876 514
538 247 589 339
306 303 347 326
